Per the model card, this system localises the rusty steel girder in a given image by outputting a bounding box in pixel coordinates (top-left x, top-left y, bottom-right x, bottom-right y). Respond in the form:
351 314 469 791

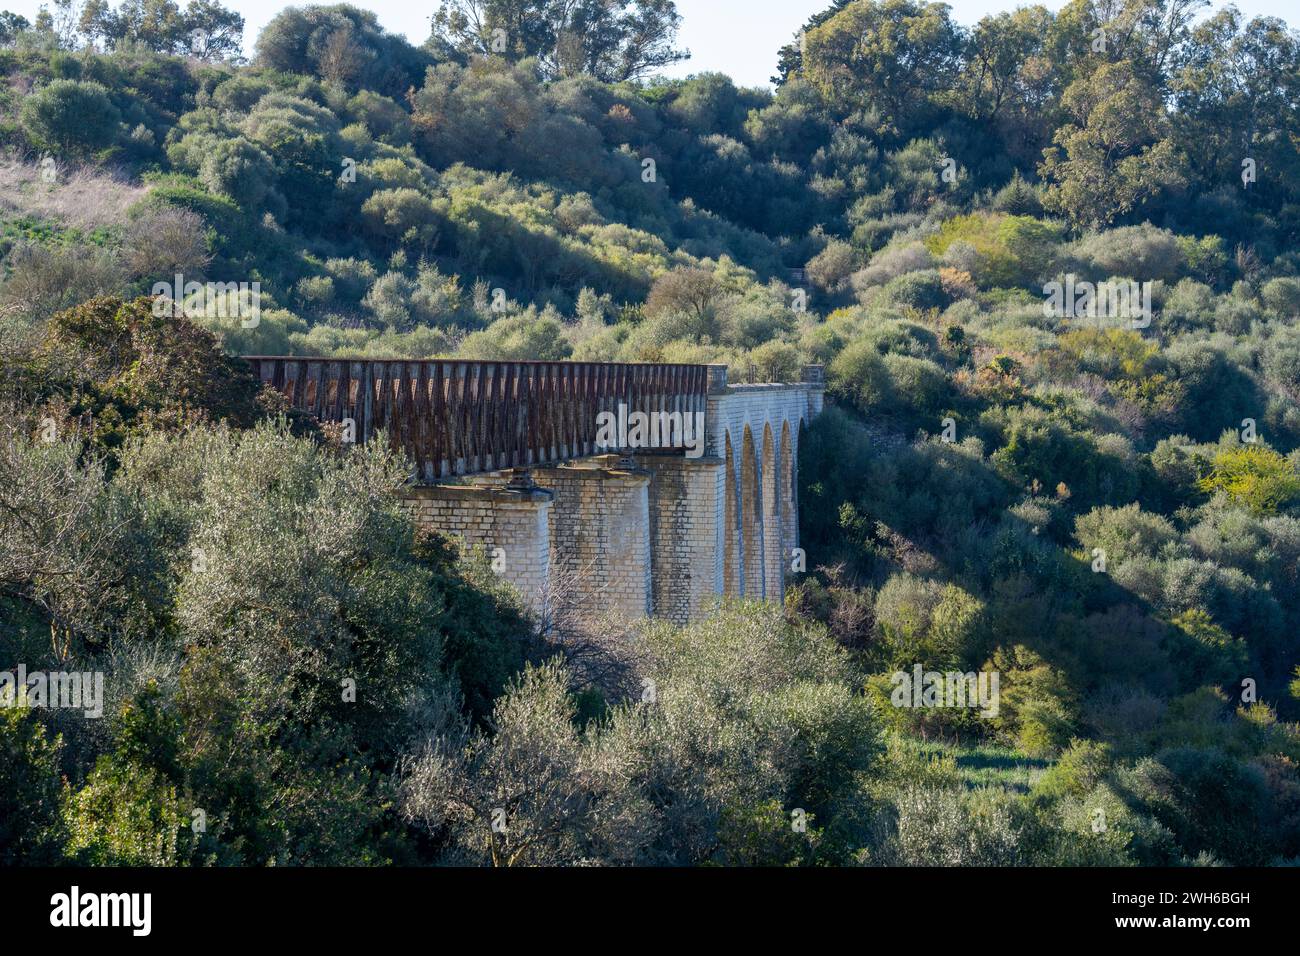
244 357 710 481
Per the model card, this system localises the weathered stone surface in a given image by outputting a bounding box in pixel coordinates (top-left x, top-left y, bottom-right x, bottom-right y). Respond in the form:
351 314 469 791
400 484 552 612
532 458 652 621
399 371 824 622
640 454 725 625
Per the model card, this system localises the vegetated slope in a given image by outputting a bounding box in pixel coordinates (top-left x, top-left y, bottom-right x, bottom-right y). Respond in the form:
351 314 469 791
1 0 1300 866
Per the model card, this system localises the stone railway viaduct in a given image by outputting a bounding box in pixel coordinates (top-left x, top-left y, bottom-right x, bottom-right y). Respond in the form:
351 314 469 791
246 357 825 624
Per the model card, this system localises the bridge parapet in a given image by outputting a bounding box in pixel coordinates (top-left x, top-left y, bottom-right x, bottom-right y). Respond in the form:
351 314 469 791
246 357 823 480
706 364 826 392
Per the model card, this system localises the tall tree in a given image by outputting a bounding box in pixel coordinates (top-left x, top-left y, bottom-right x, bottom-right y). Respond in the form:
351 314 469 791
955 7 1063 167
256 4 432 95
0 10 30 46
960 8 1058 124
772 0 852 87
77 0 242 59
1039 60 1187 228
799 0 962 137
184 0 244 59
1173 10 1300 211
429 0 688 82
1081 0 1207 84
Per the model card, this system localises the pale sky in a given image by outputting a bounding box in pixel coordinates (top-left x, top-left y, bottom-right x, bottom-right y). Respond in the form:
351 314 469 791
6 0 1297 88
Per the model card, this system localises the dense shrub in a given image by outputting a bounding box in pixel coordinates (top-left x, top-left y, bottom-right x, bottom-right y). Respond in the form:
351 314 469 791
0 709 65 865
20 79 121 155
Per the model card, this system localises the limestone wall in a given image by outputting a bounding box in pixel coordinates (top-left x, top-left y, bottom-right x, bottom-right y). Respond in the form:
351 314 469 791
639 454 725 625
401 485 552 612
400 376 825 624
707 377 824 605
531 460 652 621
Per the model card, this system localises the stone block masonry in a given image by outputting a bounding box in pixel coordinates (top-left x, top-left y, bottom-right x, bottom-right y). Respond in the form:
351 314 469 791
705 367 824 606
639 454 725 625
395 365 825 624
401 484 552 613
531 458 652 621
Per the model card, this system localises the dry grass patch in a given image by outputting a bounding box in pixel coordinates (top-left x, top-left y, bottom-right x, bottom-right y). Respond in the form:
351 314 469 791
0 153 150 233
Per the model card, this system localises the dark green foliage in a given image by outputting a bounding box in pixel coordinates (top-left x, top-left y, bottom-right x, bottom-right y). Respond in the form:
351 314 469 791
21 296 263 456
0 708 65 865
1123 748 1275 865
63 683 190 866
20 79 121 155
989 408 1142 512
410 532 533 725
256 4 434 96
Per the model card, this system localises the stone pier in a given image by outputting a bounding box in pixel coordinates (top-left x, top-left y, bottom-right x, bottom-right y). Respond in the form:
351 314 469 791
530 458 653 621
399 366 823 623
640 454 725 624
401 483 553 610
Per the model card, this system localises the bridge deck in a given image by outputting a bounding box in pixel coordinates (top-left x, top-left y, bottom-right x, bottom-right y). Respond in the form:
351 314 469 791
245 357 711 481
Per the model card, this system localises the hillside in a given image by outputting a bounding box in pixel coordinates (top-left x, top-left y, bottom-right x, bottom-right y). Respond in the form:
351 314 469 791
1 0 1300 868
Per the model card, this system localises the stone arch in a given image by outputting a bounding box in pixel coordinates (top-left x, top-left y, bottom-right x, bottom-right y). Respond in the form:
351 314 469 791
781 418 796 576
761 422 783 600
723 430 741 596
740 425 763 598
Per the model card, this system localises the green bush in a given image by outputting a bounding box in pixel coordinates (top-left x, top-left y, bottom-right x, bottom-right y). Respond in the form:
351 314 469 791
882 353 951 417
880 269 947 311
829 339 891 414
0 708 65 865
31 296 263 455
1199 444 1300 515
20 79 121 155
1072 224 1183 283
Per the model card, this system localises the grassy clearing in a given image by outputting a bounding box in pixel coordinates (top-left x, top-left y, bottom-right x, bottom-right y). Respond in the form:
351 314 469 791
0 154 147 236
902 737 1052 794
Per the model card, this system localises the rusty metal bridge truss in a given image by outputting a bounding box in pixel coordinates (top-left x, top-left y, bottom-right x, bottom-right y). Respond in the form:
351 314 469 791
244 357 711 481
